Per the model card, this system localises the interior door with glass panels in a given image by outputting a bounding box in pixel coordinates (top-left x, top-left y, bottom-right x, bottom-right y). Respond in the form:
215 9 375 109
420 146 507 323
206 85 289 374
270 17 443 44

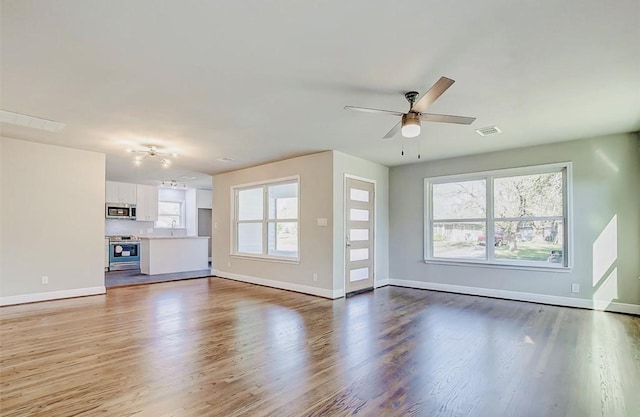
345 177 375 294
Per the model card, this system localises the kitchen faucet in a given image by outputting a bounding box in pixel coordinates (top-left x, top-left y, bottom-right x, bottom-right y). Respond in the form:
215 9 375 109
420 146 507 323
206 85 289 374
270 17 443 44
171 219 177 236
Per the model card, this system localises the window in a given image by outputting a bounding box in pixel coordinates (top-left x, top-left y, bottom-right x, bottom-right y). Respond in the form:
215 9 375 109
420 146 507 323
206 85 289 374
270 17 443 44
233 177 299 260
425 163 571 269
156 201 184 228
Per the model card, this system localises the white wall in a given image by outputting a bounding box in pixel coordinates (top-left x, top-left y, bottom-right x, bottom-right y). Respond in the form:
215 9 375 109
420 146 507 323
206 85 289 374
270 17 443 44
0 139 3 287
389 133 640 313
332 151 389 292
212 151 336 298
0 138 106 305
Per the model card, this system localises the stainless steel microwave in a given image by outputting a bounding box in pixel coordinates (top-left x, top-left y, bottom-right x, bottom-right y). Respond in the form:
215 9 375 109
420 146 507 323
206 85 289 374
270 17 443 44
105 203 136 220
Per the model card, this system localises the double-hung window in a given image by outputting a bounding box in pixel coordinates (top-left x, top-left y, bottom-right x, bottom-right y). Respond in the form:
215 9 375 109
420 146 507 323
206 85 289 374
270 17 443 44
425 163 571 269
233 177 299 261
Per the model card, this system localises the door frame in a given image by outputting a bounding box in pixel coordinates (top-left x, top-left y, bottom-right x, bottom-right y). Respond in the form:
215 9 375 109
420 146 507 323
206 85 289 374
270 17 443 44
343 174 377 294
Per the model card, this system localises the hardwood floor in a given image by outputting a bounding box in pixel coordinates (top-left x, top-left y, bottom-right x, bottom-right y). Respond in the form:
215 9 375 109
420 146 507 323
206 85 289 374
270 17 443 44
1 278 639 417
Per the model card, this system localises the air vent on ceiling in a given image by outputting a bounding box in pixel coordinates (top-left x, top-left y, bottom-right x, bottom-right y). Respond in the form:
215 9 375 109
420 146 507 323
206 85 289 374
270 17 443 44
476 126 502 136
0 109 66 132
216 157 234 163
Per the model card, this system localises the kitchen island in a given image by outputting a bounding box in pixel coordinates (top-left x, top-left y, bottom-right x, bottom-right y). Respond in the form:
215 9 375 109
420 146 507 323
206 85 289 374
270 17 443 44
139 236 210 275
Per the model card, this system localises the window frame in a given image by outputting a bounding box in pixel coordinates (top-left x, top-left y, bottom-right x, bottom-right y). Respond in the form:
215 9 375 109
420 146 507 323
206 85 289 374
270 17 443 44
424 162 572 271
155 200 185 229
231 175 300 263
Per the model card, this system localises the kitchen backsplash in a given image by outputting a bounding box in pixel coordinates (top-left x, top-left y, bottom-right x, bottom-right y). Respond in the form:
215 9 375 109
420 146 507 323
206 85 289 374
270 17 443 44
105 219 188 237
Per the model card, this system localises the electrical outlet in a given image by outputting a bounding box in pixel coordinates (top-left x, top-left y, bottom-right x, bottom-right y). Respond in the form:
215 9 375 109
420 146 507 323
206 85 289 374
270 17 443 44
41 276 49 285
571 283 580 293
227 261 231 268
313 273 318 282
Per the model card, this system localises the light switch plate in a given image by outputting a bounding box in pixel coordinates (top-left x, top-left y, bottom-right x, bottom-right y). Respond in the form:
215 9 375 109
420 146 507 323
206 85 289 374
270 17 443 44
317 218 328 227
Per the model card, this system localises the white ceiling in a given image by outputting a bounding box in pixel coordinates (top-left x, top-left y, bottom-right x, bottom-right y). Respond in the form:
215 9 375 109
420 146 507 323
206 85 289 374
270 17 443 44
1 0 639 188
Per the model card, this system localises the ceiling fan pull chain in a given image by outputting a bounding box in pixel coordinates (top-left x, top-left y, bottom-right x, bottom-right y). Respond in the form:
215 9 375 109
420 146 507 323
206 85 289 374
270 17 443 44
401 141 404 156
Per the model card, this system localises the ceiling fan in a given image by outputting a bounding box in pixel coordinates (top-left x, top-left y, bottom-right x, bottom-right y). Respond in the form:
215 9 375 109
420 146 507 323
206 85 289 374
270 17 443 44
344 76 476 139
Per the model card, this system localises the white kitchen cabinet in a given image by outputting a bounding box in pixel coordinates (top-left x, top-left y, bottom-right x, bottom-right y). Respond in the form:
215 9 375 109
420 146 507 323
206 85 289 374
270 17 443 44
136 184 159 222
196 189 212 209
105 181 119 203
106 181 137 204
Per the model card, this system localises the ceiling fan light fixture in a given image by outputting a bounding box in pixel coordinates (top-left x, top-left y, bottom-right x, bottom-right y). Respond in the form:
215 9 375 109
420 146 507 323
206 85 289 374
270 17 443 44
401 114 421 138
344 76 476 139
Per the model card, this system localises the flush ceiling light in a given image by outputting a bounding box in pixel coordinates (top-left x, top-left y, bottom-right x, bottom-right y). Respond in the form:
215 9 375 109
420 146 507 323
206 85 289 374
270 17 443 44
127 145 177 168
401 113 421 138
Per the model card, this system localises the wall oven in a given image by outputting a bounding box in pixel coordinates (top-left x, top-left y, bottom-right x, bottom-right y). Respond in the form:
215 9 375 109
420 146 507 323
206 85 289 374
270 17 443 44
108 236 141 271
106 203 136 220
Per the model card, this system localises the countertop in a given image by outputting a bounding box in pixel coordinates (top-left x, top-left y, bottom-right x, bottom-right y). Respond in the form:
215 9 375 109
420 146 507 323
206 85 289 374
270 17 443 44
139 236 210 240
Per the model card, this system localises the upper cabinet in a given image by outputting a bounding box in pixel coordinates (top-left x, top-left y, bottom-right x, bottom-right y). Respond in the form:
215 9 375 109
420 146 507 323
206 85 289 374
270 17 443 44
106 181 137 204
196 189 212 209
136 184 159 222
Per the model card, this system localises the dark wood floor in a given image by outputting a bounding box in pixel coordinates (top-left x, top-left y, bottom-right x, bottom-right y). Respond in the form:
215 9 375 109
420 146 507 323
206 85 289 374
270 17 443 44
1 278 639 417
105 268 212 288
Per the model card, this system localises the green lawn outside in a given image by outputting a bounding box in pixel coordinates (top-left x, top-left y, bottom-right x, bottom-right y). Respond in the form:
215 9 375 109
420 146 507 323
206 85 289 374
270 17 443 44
495 242 561 261
434 241 561 262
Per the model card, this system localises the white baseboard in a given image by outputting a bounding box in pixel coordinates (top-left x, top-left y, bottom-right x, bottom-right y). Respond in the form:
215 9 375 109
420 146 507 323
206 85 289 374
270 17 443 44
0 286 106 307
375 279 390 288
213 270 341 299
388 279 640 316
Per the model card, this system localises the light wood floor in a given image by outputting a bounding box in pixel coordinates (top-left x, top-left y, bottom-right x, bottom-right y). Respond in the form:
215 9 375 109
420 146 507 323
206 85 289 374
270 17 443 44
1 278 639 417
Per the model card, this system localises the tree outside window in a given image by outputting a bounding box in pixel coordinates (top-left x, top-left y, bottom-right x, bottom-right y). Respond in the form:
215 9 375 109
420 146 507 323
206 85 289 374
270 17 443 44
426 164 570 268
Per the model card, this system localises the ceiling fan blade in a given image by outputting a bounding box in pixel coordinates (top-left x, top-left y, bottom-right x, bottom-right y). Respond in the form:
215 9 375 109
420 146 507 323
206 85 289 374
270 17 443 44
411 77 455 113
344 106 404 117
383 120 402 139
419 113 476 125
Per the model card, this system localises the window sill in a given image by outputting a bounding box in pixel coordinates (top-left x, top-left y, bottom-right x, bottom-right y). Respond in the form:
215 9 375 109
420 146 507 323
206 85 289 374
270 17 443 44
423 259 572 273
231 254 300 265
